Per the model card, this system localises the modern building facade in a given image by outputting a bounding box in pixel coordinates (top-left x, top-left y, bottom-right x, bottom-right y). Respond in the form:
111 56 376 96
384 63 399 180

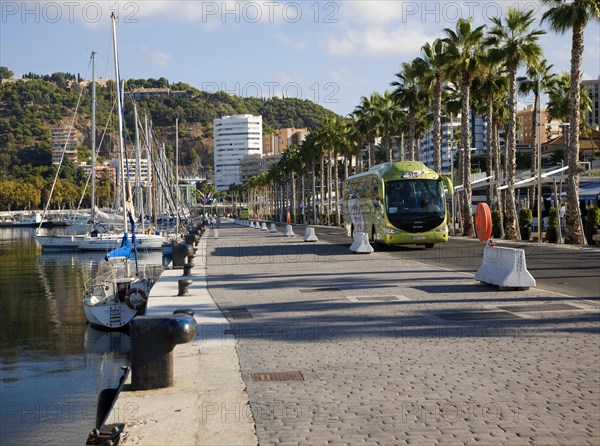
263 127 310 155
582 77 599 130
51 126 80 164
214 114 263 190
517 105 563 146
239 154 281 183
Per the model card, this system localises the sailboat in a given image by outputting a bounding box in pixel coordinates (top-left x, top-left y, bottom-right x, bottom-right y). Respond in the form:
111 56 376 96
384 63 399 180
35 51 99 251
82 14 160 329
82 214 158 329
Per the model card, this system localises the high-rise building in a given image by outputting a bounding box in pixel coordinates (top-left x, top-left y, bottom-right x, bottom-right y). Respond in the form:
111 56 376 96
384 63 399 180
51 126 80 164
213 114 263 190
582 77 600 130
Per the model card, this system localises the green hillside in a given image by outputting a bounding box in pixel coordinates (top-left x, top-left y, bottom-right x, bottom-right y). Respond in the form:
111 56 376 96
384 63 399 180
0 73 338 182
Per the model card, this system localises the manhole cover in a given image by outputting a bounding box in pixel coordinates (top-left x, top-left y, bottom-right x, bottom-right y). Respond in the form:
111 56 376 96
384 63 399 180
250 371 304 382
227 308 253 319
497 303 583 312
299 288 341 293
434 311 518 321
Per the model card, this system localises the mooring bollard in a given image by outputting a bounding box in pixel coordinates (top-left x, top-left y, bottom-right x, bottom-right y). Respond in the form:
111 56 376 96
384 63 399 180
183 262 194 276
129 312 197 390
173 243 193 269
178 278 193 296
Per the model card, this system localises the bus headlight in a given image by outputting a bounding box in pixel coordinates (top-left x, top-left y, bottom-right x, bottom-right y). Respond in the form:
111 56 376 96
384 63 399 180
435 225 448 233
385 228 401 234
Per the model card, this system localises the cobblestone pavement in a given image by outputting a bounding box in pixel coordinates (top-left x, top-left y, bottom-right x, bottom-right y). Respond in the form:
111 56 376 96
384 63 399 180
205 223 600 446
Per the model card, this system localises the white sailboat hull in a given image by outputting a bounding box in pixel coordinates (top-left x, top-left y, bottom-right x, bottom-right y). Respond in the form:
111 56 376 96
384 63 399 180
35 234 87 250
78 233 164 251
83 301 138 329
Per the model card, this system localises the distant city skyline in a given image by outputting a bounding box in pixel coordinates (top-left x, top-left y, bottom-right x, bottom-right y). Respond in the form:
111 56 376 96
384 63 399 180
2 1 599 116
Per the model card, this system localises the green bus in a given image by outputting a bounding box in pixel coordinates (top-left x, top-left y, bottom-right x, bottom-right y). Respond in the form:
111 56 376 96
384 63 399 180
343 161 453 248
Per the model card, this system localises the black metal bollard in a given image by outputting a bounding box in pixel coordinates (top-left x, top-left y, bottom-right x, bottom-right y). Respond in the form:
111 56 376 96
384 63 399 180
178 278 193 296
172 243 193 269
184 234 197 246
183 262 194 276
129 314 197 390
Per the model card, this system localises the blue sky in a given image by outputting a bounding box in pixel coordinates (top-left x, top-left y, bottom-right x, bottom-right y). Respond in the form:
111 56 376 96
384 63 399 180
2 1 599 116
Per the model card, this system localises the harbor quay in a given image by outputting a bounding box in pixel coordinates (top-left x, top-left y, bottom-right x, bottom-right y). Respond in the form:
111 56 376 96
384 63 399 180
102 221 600 445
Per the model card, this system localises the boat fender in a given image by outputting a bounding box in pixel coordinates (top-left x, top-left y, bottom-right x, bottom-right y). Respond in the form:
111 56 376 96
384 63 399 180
125 288 147 310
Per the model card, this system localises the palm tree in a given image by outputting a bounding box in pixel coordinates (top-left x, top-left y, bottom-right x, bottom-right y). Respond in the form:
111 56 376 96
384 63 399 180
542 0 599 245
352 95 380 169
443 18 486 237
391 59 426 161
372 91 398 162
518 60 557 210
416 38 449 173
473 53 509 205
485 8 545 240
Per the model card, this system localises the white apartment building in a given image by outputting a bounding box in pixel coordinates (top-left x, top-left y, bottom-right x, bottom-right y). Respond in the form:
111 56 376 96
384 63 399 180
214 114 263 190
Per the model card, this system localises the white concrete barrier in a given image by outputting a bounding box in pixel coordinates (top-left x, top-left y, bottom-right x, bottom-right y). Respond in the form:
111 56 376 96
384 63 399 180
261 222 268 231
349 232 373 254
270 223 278 233
249 221 255 228
254 221 261 229
303 227 318 242
284 224 295 237
213 229 219 239
475 244 536 290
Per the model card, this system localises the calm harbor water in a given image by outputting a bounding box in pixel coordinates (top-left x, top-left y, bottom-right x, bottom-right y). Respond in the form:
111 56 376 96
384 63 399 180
0 227 165 445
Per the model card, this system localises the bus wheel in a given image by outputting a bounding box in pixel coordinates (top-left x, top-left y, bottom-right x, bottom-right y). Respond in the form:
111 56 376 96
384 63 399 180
424 243 434 249
371 227 379 250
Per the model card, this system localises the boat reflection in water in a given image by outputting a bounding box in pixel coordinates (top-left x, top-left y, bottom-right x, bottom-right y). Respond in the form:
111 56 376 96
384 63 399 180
0 227 167 445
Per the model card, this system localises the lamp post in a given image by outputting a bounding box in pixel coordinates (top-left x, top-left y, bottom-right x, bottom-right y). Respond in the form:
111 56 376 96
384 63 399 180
449 113 455 236
536 74 542 243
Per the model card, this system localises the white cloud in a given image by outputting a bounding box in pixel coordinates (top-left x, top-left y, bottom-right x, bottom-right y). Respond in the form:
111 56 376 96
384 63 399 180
141 46 172 68
276 33 305 50
325 25 433 58
325 33 358 56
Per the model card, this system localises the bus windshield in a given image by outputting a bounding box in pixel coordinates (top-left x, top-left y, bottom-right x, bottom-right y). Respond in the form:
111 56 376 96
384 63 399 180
385 179 445 232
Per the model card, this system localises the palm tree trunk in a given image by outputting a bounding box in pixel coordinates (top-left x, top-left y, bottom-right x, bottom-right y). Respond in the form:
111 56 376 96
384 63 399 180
493 117 502 213
461 77 474 237
334 149 341 226
290 172 296 223
319 156 325 224
301 174 306 224
505 66 519 240
408 108 416 161
433 76 443 173
327 150 333 225
311 159 317 225
486 93 494 203
528 87 539 210
565 22 585 245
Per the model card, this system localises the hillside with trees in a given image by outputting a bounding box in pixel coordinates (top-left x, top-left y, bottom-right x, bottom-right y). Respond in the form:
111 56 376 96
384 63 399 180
0 72 338 174
0 71 337 210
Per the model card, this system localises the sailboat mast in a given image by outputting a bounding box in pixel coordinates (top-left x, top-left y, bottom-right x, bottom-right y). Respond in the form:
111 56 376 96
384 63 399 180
111 12 128 233
90 51 96 223
175 118 179 235
134 104 144 231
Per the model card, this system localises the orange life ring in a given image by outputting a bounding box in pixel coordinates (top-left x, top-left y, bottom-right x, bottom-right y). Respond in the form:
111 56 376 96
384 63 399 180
475 203 492 242
125 288 147 310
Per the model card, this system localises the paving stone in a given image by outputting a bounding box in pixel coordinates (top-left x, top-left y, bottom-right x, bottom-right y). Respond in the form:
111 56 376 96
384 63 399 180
206 224 600 445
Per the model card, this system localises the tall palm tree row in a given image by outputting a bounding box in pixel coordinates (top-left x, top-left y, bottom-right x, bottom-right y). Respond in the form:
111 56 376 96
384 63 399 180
238 6 595 241
542 0 599 245
518 60 557 209
442 18 486 237
485 8 545 240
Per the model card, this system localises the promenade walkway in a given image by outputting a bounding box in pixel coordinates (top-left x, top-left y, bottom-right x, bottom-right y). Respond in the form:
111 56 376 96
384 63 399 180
205 222 599 445
106 221 599 445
